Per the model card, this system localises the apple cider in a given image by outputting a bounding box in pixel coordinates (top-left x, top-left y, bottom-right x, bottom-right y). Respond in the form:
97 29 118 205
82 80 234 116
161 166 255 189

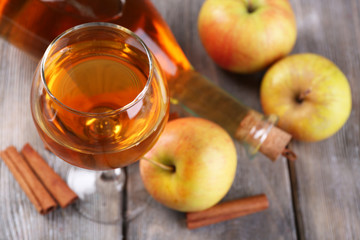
2 0 290 160
31 37 169 170
1 0 248 136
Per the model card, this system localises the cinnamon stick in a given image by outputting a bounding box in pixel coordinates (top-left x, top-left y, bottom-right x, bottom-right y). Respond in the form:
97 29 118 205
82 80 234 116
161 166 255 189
186 194 269 229
21 143 78 208
0 146 57 214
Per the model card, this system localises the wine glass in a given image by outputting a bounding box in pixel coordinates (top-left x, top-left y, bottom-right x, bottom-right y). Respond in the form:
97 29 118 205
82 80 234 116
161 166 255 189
30 22 169 222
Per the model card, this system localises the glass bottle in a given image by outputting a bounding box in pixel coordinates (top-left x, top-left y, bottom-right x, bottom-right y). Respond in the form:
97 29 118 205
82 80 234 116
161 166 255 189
0 0 291 160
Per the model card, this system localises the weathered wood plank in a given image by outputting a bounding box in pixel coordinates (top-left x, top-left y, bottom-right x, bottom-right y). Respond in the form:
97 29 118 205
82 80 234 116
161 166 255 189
125 0 297 239
1 0 359 239
0 40 122 240
290 0 360 239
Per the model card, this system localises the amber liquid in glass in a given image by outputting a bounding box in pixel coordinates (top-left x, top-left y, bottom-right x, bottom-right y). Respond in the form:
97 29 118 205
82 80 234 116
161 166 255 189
32 40 168 170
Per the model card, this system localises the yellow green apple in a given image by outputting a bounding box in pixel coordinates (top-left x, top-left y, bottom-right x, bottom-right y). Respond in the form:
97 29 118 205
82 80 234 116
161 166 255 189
139 117 237 212
260 53 352 142
198 0 297 74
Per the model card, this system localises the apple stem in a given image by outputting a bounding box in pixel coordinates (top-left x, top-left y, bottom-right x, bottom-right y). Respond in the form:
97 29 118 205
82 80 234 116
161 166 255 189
296 89 311 103
141 157 175 172
247 0 256 13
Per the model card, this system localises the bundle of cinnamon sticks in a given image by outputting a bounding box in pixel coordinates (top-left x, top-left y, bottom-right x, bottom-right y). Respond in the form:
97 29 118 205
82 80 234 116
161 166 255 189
0 143 78 214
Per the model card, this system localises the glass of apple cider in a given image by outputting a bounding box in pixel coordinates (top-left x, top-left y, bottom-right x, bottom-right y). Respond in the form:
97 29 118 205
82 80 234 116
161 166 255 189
30 22 169 222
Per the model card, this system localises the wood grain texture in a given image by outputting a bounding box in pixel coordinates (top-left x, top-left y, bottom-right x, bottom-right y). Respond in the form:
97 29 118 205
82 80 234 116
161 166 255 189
0 40 122 240
290 0 360 239
125 0 296 239
1 0 360 239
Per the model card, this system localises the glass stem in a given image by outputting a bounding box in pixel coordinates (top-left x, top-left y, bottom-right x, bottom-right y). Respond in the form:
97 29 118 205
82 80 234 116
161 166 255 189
100 168 123 181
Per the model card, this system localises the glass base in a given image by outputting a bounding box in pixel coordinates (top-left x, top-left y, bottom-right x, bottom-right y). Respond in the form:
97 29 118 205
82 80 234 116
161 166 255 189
66 166 126 224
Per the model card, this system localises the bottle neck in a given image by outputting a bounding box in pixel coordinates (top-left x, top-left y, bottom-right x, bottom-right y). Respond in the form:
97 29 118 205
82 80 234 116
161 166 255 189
169 70 291 161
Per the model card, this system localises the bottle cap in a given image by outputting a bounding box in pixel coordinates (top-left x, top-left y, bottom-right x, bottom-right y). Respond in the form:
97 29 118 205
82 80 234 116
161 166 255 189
236 111 292 161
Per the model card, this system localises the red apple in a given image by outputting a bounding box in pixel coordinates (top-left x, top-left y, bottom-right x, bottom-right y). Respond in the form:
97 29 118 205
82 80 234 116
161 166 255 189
260 53 352 141
198 0 297 74
140 117 237 212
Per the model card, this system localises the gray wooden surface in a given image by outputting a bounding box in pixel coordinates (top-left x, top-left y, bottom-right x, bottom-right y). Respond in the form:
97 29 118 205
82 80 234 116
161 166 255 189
0 0 359 239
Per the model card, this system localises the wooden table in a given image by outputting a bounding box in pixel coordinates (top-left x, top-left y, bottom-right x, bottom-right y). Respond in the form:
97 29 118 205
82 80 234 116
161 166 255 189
1 0 359 239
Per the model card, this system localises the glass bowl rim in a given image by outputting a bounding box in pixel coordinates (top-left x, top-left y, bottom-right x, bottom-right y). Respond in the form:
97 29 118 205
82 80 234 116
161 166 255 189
40 22 154 117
